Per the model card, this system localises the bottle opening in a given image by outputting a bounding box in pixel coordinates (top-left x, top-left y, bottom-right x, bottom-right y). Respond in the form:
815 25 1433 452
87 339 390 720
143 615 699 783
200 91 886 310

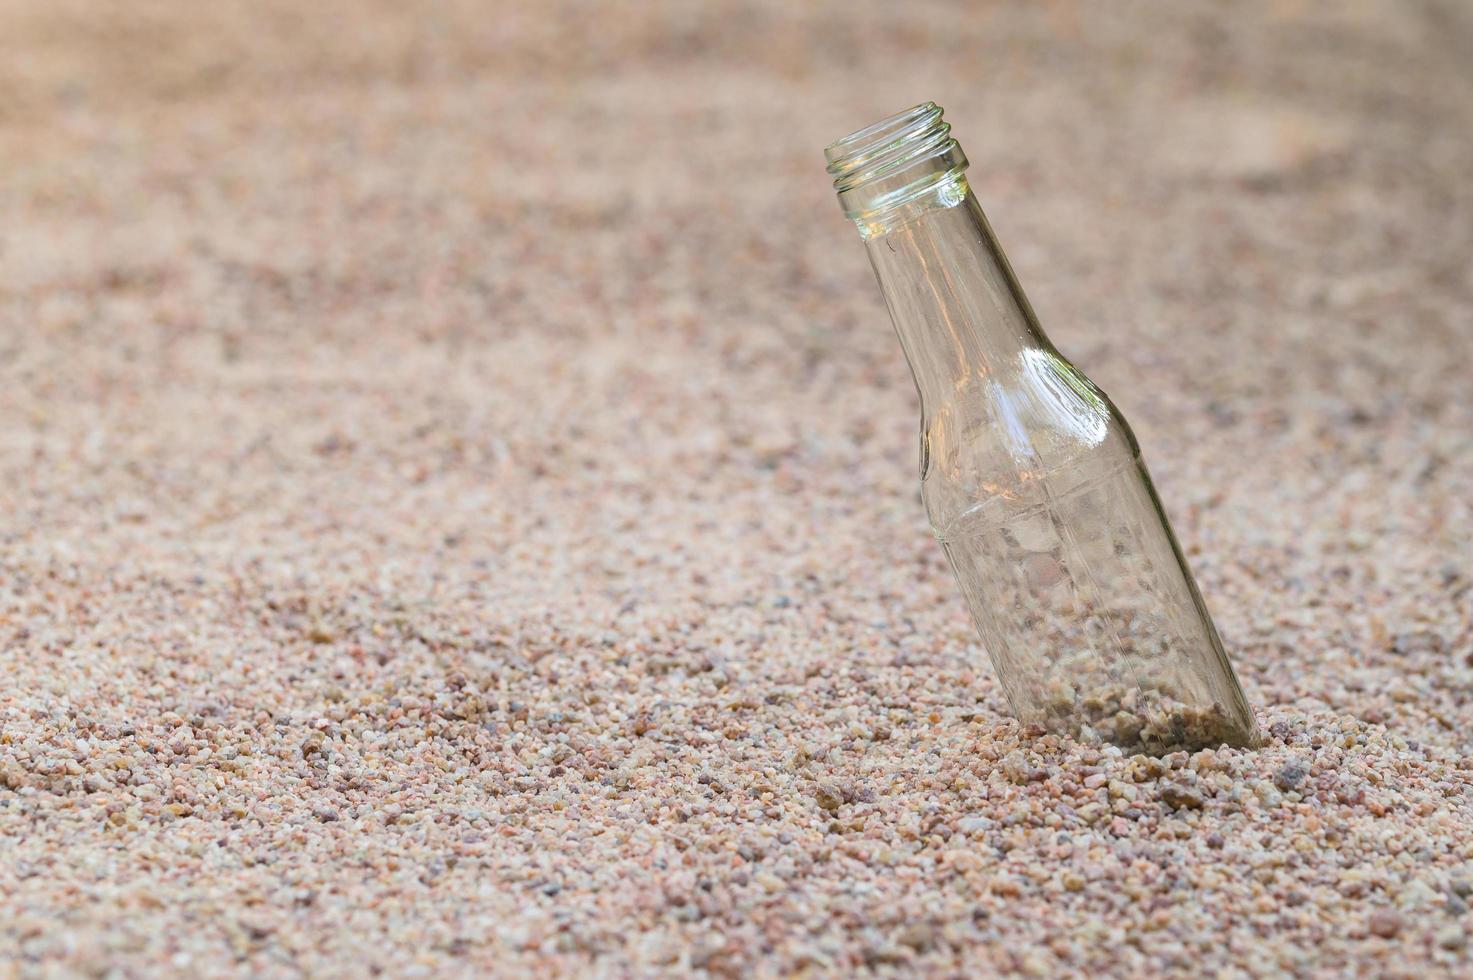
824 102 969 228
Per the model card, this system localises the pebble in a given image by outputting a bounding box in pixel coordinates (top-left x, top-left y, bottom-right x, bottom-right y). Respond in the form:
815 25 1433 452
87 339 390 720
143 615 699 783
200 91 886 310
814 784 845 812
1367 911 1404 939
1158 785 1205 810
991 876 1022 898
1274 760 1310 792
957 816 990 835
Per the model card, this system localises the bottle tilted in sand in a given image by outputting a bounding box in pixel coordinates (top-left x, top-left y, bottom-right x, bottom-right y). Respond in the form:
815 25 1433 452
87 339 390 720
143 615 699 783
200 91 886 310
825 103 1258 754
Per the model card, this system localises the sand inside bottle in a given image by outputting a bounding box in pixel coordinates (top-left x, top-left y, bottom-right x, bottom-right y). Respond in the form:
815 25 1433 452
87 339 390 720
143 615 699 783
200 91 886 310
937 454 1258 754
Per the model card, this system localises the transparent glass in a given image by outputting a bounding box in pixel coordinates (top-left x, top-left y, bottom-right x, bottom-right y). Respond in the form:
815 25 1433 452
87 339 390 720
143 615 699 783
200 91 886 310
826 103 1258 753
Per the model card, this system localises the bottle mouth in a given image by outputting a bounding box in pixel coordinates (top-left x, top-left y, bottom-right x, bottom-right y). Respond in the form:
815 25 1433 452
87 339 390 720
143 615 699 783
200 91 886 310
824 102 969 223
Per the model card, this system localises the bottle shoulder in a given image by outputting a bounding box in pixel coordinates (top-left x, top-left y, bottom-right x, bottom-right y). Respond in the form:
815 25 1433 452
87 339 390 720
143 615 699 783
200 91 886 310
919 348 1141 532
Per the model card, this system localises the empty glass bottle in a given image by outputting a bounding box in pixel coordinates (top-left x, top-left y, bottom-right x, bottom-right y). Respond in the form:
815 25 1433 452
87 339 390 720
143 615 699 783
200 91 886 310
825 103 1257 753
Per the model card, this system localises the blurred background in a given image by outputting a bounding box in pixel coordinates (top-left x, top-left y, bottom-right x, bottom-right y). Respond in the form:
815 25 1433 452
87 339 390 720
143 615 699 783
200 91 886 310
2 0 1471 974
3 0 1469 686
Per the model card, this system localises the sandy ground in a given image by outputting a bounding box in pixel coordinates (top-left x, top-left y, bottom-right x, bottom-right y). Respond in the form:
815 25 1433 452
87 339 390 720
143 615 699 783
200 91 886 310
2 0 1473 976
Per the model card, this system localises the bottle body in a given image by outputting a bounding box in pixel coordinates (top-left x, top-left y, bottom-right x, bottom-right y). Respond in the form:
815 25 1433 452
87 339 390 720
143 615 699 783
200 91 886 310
930 389 1254 752
828 104 1257 753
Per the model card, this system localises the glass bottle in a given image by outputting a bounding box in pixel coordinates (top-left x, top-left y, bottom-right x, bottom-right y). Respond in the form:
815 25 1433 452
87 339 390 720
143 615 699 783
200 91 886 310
825 103 1257 753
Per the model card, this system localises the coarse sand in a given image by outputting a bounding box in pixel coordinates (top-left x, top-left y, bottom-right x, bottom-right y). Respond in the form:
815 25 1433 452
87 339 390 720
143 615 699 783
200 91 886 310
2 0 1472 975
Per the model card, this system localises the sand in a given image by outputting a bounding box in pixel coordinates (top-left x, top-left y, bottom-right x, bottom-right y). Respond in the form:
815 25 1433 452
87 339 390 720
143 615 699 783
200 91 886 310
2 0 1472 975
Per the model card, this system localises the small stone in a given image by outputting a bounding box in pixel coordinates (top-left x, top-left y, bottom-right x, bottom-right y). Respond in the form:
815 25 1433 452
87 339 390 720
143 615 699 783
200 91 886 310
1131 757 1167 781
944 849 983 873
896 923 935 951
1190 749 1225 773
1391 631 1443 655
754 872 783 893
1436 926 1466 951
814 784 844 812
990 875 1022 897
1367 910 1403 939
1 763 28 790
1001 751 1033 784
1274 760 1310 793
1158 784 1204 810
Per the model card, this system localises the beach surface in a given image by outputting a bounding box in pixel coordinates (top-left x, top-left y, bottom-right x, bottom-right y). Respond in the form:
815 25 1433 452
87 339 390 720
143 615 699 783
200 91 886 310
2 1 1472 974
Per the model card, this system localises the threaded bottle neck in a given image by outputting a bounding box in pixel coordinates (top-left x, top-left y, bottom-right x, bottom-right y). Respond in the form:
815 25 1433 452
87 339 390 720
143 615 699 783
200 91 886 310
824 102 970 238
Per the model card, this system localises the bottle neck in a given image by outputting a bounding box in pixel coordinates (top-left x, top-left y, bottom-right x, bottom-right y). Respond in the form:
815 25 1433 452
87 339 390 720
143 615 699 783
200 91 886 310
829 104 1120 501
863 178 1050 408
826 104 1052 409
